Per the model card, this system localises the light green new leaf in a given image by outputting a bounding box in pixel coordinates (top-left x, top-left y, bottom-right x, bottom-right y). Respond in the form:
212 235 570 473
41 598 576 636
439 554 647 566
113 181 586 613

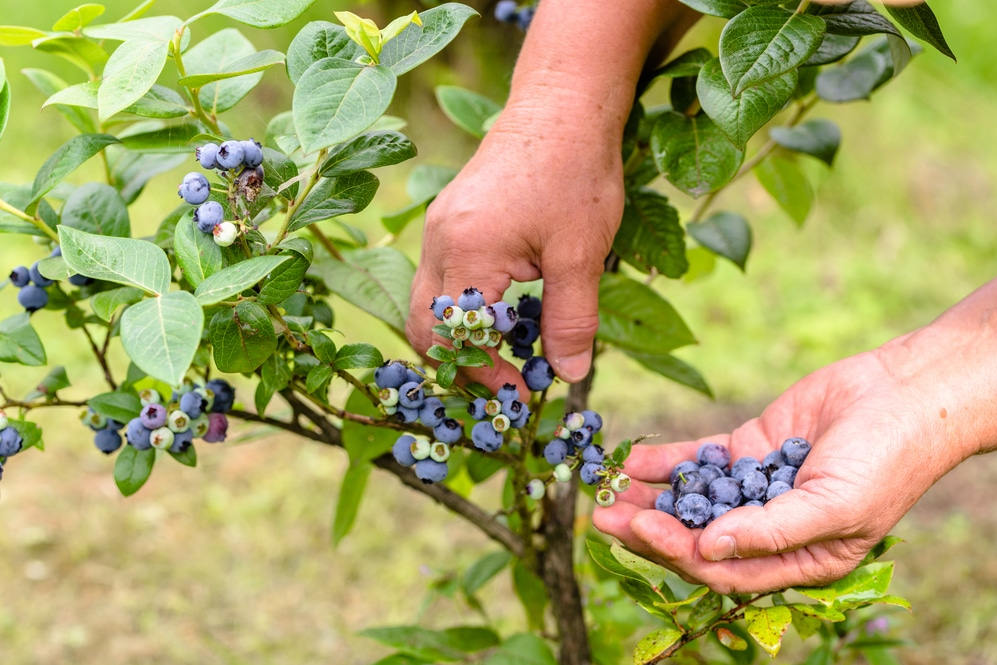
755 155 813 226
84 15 181 41
98 38 171 121
293 58 397 154
91 286 144 322
435 85 502 139
687 210 752 270
114 445 155 496
176 49 285 88
174 213 223 289
0 313 46 366
60 182 130 237
633 628 684 665
0 26 48 46
744 605 792 657
120 292 204 386
53 4 106 32
187 0 316 29
378 4 479 76
596 273 696 356
59 226 170 295
0 58 9 142
31 134 120 205
719 7 824 95
194 255 290 306
332 462 371 544
311 247 414 335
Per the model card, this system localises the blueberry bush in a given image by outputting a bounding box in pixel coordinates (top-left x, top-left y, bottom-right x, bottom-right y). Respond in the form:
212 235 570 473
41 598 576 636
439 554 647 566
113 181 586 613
0 0 954 663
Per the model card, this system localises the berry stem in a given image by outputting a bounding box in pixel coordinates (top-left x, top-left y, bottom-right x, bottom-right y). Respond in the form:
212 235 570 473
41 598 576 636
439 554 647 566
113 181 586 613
80 321 117 391
275 150 328 247
0 197 60 243
171 28 222 136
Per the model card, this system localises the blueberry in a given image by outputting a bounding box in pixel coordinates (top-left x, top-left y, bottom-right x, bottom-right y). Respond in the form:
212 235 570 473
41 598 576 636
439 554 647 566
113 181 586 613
397 381 425 409
510 343 534 360
419 397 446 428
443 305 465 328
543 439 568 465
205 378 235 413
552 463 572 483
405 368 424 385
708 476 742 507
149 426 175 450
126 418 152 450
675 493 712 528
467 397 488 420
509 403 530 429
740 470 769 502
216 140 245 170
501 399 526 422
433 417 463 444
579 462 605 486
394 406 420 424
743 500 765 507
710 502 731 522
240 139 263 168
570 428 593 448
191 415 210 438
374 361 409 389
178 172 211 205
0 426 24 457
494 0 518 22
581 410 603 433
18 284 49 313
526 478 546 500
522 356 555 392
9 266 30 287
430 295 455 321
392 434 417 466
516 5 535 30
68 274 94 287
202 413 228 443
213 221 238 246
674 470 709 498
429 441 451 463
491 413 511 432
697 464 725 485
415 458 449 484
29 261 54 287
654 489 676 516
731 456 763 482
83 408 107 431
696 442 730 469
581 444 605 464
762 449 787 476
179 391 206 419
766 480 792 502
139 403 167 429
508 318 540 346
457 287 485 311
669 460 700 487
770 465 798 487
471 421 503 452
496 383 520 402
517 294 542 320
170 428 194 453
781 437 812 467
410 437 431 460
489 301 519 333
194 200 224 233
196 142 219 169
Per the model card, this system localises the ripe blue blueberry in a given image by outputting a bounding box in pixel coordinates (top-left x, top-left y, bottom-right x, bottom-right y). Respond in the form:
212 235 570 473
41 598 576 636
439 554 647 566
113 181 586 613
17 284 49 313
457 287 485 311
9 266 30 287
579 462 605 486
179 391 206 419
415 458 449 484
170 428 194 453
433 417 463 444
581 444 605 465
675 493 712 528
126 417 153 450
216 140 245 170
431 295 455 320
374 361 409 389
509 403 531 429
68 273 94 287
570 428 593 448
501 398 526 421
489 301 519 333
241 139 264 168
697 464 725 485
0 426 24 457
516 6 535 30
543 439 568 465
178 172 211 205
508 318 540 346
29 261 54 287
205 378 235 413
494 0 518 22
392 435 417 467
471 421 503 452
762 449 786 476
196 143 219 169
674 471 709 498
743 500 764 507
770 465 798 487
510 344 534 360
710 502 732 522
781 437 812 467
731 456 763 482
140 403 167 429
654 489 676 516
467 397 488 421
740 470 769 501
581 410 603 433
766 480 792 501
696 442 730 469
395 406 420 424
669 460 700 487
194 200 224 233
419 397 446 428
517 294 542 320
405 368 423 385
496 383 520 402
708 477 742 507
397 381 425 409
522 356 555 392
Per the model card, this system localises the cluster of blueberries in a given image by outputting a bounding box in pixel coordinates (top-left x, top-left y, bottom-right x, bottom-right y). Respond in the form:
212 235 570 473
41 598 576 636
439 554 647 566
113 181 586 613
494 0 536 30
0 410 24 480
655 438 812 528
543 409 630 507
8 247 93 314
178 139 264 247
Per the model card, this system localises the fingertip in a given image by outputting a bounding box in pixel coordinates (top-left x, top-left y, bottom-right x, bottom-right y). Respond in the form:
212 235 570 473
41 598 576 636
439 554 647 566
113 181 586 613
552 351 592 384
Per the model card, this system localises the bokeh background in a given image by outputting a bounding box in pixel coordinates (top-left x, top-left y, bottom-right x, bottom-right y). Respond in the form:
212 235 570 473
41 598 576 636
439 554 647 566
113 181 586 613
1 1 996 663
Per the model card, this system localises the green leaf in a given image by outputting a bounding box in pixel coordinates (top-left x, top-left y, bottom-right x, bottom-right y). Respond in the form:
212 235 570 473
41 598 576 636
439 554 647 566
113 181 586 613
587 539 665 588
168 443 197 467
633 627 684 665
697 57 797 151
294 59 397 155
177 49 285 88
407 164 459 201
287 170 379 232
443 627 500 653
0 60 9 143
112 152 187 205
480 633 556 665
369 656 433 665
359 626 467 662
32 36 110 77
655 47 713 78
98 37 171 121
454 346 493 368
651 110 743 198
60 182 130 237
332 461 372 544
285 21 363 85
59 226 170 295
319 131 417 177
0 313 46 366
817 1 901 39
719 7 825 96
36 256 73 282
181 29 263 116
511 559 547 632
615 188 687 277
332 343 383 371
677 0 746 19
256 353 292 414
53 4 106 32
207 301 277 374
84 16 182 42
435 361 457 389
815 49 888 103
113 445 156 496
31 134 120 205
861 536 904 565
34 366 71 398
462 550 512 597
687 591 724 630
596 273 696 356
263 147 299 199
769 119 841 166
7 419 43 452
611 540 667 589
90 286 144 322
885 2 955 61
744 605 792 657
610 438 633 466
22 68 96 134
435 85 502 139
687 210 752 270
806 33 861 66
311 247 414 335
121 292 205 386
754 155 813 225
307 330 337 363
117 123 202 153
194 255 291 306
188 0 316 29
426 345 455 363
174 214 223 289
88 391 142 424
257 249 311 305
379 4 479 77
0 26 48 46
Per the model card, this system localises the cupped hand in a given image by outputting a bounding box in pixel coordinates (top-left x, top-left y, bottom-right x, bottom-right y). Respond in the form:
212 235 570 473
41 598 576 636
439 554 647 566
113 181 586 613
593 343 971 594
407 108 625 393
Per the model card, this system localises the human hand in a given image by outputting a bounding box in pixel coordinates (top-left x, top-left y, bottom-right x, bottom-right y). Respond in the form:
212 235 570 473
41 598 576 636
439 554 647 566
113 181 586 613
593 342 979 594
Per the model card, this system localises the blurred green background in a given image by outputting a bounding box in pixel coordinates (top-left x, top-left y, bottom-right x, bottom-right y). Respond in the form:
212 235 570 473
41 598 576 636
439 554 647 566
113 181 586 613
1 1 996 663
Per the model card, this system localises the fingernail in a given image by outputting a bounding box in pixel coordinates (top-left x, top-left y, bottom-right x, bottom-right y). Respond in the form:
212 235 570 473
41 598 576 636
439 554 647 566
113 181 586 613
711 535 738 561
556 352 591 383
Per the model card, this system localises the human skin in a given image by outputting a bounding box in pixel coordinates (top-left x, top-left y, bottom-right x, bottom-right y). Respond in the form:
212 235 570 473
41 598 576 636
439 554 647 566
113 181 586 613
593 278 997 593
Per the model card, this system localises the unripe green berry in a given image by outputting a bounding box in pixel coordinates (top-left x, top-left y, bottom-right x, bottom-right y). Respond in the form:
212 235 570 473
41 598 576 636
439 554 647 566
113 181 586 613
553 424 572 440
491 414 511 432
429 442 451 463
0 409 7 430
191 414 210 438
595 487 616 507
451 326 470 342
383 404 398 416
553 463 572 483
168 410 190 432
82 409 107 430
610 472 631 493
213 221 239 247
410 436 432 461
486 330 503 347
526 478 546 500
564 412 586 431
443 305 465 328
196 386 215 412
462 308 483 330
379 386 399 407
150 426 175 450
139 389 161 406
485 399 502 417
468 328 489 346
477 307 496 329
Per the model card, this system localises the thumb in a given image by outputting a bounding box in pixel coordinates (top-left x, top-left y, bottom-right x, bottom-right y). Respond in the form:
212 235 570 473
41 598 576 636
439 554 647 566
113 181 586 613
538 249 604 383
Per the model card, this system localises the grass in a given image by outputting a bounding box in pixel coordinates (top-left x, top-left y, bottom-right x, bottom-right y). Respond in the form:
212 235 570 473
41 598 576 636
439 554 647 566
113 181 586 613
3 1 997 663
